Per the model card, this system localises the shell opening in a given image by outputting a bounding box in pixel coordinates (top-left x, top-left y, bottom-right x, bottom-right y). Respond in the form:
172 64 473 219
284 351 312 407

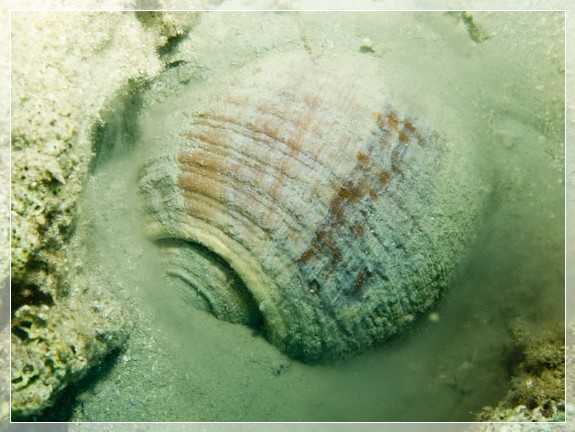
154 238 263 327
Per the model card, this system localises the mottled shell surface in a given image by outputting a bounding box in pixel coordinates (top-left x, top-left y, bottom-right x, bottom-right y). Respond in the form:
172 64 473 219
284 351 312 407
138 51 483 362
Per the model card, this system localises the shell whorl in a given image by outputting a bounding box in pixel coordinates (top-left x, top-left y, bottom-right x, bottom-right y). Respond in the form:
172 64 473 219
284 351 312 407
138 52 482 362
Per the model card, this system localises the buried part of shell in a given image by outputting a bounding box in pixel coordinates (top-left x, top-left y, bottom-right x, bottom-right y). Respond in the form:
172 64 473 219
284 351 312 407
137 52 484 363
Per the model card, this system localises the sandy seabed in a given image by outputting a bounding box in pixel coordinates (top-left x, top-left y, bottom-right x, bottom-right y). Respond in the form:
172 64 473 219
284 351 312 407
2 1 573 430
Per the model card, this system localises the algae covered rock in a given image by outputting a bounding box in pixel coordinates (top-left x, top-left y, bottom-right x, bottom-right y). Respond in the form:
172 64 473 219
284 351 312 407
9 10 197 419
11 303 128 420
477 321 565 422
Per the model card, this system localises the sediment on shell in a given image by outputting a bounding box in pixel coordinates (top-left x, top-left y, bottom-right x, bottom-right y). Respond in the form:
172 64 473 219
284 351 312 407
137 51 485 362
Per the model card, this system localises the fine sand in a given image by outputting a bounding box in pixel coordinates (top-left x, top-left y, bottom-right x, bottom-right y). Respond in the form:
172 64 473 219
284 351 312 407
54 11 564 423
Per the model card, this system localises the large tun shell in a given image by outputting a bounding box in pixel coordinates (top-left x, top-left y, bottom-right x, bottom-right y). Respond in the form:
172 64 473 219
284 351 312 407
138 51 484 362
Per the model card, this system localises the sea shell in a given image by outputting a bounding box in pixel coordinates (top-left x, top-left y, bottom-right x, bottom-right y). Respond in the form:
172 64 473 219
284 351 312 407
137 51 484 362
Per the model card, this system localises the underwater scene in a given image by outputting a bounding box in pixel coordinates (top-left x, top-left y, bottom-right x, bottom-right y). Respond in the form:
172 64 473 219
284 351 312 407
9 11 565 423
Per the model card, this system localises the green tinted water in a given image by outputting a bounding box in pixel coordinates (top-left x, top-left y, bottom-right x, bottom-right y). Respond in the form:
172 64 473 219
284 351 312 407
65 12 564 422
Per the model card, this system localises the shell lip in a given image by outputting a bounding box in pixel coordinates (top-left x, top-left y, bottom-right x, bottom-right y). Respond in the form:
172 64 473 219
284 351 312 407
165 265 217 313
